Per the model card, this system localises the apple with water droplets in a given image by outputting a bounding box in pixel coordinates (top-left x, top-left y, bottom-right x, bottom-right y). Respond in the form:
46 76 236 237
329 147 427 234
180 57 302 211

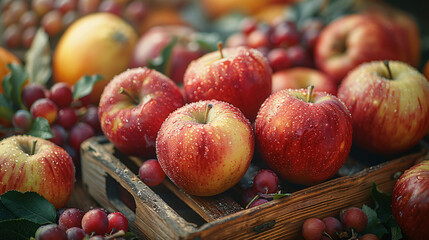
156 100 254 196
255 86 353 185
392 160 429 240
99 67 185 157
183 45 272 122
0 135 75 209
337 61 429 155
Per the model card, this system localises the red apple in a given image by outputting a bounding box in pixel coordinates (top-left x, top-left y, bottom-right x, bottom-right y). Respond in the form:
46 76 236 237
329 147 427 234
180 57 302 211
156 100 254 196
337 61 429 155
184 46 272 122
129 25 204 84
392 160 429 240
271 67 337 95
314 14 408 84
99 67 185 157
255 87 353 185
0 135 75 209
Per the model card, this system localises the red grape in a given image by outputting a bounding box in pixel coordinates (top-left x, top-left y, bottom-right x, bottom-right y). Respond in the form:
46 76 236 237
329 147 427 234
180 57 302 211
68 122 95 151
66 227 87 240
267 48 293 72
253 169 279 194
30 98 58 124
225 33 247 48
340 207 368 233
241 187 258 207
302 218 326 240
2 24 22 49
81 209 108 235
41 10 63 36
22 83 48 110
12 109 33 130
138 159 165 187
55 0 77 14
21 26 37 49
81 105 101 133
106 212 129 234
240 17 258 35
247 30 270 49
49 82 73 108
62 10 78 27
322 216 342 240
19 11 38 29
271 20 300 47
50 124 68 146
360 233 379 240
35 224 67 240
32 0 55 17
98 0 122 16
287 45 312 67
59 208 85 230
124 0 148 24
78 0 101 15
249 198 268 208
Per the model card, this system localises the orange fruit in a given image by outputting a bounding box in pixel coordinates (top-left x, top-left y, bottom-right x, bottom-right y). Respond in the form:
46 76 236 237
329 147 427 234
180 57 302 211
0 46 21 93
53 13 138 104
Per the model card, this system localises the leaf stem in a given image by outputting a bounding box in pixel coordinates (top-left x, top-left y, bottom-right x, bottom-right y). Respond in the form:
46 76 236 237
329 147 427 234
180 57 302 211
204 104 213 124
30 140 37 155
384 60 392 79
217 42 224 59
307 85 314 103
119 87 139 105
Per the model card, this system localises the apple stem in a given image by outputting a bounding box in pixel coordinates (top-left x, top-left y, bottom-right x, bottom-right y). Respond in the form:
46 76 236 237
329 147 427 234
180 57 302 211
119 87 139 105
204 103 213 124
30 140 37 155
217 42 224 58
246 194 260 209
384 61 392 79
306 85 314 103
322 231 333 240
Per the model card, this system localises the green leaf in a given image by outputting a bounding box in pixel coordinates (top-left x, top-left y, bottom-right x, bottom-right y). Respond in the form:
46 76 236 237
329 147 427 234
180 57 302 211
391 225 403 240
25 28 52 86
0 201 17 222
371 182 394 223
28 117 54 139
0 218 40 240
147 37 178 76
2 63 28 107
0 191 56 225
0 94 15 124
73 74 103 100
194 32 222 52
361 204 388 238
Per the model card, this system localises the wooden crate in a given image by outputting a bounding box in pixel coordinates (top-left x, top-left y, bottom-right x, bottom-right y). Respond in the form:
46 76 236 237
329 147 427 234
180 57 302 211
80 136 427 240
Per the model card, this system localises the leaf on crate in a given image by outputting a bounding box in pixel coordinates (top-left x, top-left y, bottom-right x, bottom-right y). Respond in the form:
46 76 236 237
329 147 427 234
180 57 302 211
0 218 40 240
2 63 28 108
361 204 388 238
0 191 56 225
25 28 51 86
148 37 178 76
28 117 54 139
73 74 103 100
0 201 17 222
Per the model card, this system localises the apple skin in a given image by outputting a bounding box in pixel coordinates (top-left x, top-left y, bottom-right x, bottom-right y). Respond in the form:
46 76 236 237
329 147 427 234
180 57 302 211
255 88 353 185
99 67 185 158
0 135 75 209
337 61 429 155
156 100 254 196
314 14 407 84
184 46 272 122
129 25 204 84
392 160 429 240
272 67 337 95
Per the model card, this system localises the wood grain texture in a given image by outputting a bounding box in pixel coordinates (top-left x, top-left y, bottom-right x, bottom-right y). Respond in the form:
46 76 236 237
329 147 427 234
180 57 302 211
81 136 427 240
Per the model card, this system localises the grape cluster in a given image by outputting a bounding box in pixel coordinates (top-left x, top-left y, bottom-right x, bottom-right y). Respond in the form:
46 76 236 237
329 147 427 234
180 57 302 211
0 0 149 49
35 208 129 240
301 207 378 240
242 169 280 208
226 17 324 72
14 81 101 166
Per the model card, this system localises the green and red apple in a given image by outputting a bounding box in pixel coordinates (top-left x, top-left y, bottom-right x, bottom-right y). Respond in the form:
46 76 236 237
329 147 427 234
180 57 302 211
314 14 409 84
255 87 353 185
156 100 254 196
272 67 337 95
99 67 185 158
184 46 272 122
337 61 429 155
392 160 429 240
0 135 75 209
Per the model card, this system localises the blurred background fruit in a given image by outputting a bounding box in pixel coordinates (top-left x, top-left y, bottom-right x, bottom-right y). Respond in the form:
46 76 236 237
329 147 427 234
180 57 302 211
52 12 137 104
0 46 21 93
